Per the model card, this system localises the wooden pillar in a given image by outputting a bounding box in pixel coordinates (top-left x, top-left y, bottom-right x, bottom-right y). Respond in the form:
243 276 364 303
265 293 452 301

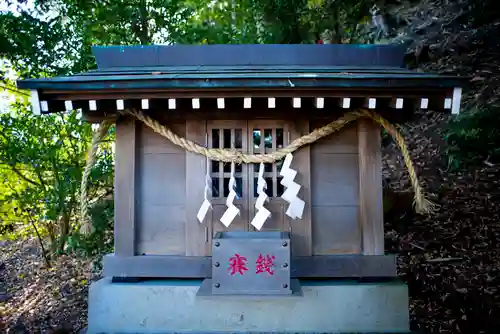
185 119 210 256
357 119 384 255
114 116 138 256
291 119 312 256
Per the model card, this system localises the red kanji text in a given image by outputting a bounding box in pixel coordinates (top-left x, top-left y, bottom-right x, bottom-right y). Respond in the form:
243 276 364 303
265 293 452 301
256 254 276 275
228 253 248 276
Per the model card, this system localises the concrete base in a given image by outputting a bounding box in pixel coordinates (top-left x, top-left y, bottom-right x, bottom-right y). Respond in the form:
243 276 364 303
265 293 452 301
87 278 410 334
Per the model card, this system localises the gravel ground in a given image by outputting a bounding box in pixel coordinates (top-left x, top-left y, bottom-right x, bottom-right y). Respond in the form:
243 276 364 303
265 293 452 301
0 238 100 333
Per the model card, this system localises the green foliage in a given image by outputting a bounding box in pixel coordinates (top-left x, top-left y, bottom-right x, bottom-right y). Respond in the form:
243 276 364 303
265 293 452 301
0 102 114 254
242 0 376 44
444 106 500 169
53 0 196 45
0 0 381 260
66 197 114 257
316 0 375 44
0 5 74 78
244 0 314 43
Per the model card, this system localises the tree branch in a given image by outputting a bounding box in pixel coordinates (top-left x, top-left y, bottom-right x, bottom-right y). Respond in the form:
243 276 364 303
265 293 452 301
0 85 30 97
34 168 47 190
27 210 51 267
9 164 42 187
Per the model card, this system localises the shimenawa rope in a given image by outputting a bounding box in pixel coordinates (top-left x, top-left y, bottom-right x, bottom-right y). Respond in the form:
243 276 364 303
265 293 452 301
79 120 113 234
79 108 436 234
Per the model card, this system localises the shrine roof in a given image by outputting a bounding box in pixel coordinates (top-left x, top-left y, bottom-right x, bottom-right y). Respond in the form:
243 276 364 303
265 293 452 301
17 44 466 91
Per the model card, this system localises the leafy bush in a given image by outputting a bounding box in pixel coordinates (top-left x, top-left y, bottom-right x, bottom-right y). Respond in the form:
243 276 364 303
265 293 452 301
0 105 114 255
444 106 500 169
66 197 114 258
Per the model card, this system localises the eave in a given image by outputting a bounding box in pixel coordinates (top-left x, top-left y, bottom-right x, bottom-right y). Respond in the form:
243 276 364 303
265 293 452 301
18 70 465 92
16 44 469 117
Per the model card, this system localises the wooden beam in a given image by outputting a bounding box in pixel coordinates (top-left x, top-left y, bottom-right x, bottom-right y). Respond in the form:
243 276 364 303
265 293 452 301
104 254 212 278
42 86 454 101
357 119 384 255
389 97 404 110
291 255 396 278
185 119 210 256
30 90 41 115
102 254 397 278
451 87 462 115
82 111 119 123
80 106 349 123
314 97 324 109
291 119 312 256
114 116 138 256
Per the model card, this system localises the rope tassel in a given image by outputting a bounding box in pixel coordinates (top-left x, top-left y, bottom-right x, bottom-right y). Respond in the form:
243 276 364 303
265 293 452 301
196 156 212 223
79 108 437 230
250 162 271 230
220 162 240 227
364 110 438 215
279 153 305 219
79 120 112 235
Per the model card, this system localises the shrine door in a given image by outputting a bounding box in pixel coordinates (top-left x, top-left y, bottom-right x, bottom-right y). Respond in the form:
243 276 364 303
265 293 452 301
207 120 295 236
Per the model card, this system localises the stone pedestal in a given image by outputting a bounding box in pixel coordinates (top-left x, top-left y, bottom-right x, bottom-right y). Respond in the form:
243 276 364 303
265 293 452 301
87 278 410 333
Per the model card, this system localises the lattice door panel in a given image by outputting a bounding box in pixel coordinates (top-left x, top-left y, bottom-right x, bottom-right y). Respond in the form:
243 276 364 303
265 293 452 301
207 121 249 234
248 120 291 232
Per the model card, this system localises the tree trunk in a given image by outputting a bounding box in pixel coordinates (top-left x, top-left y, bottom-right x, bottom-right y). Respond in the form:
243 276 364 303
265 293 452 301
46 222 57 252
331 5 342 44
58 213 70 253
138 0 150 44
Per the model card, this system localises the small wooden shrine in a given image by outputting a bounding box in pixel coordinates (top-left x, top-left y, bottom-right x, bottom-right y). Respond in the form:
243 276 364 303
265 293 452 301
18 44 466 333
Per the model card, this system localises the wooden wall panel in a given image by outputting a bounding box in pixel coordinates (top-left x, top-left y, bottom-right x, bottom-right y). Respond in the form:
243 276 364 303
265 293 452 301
311 153 359 206
311 122 358 154
136 122 187 255
139 122 185 154
136 205 185 255
311 206 360 254
310 122 361 255
139 153 186 205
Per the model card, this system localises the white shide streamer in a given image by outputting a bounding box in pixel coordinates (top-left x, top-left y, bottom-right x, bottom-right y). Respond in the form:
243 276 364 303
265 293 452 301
220 162 240 227
279 153 305 219
250 162 271 230
196 156 212 223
